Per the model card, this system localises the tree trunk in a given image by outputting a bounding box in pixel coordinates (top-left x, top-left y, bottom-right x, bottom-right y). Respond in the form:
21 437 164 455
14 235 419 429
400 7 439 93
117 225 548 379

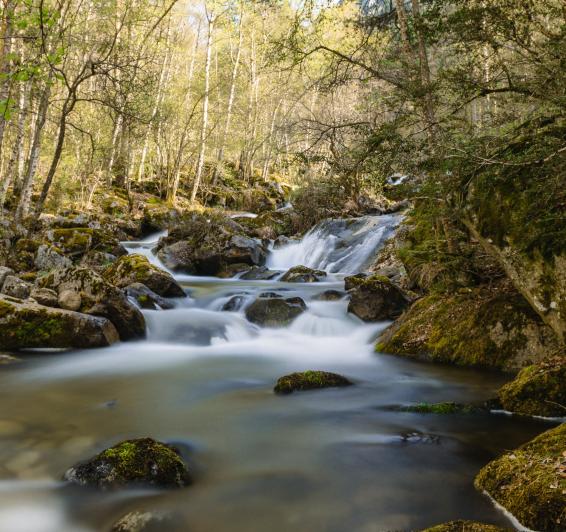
0 0 15 163
190 14 214 204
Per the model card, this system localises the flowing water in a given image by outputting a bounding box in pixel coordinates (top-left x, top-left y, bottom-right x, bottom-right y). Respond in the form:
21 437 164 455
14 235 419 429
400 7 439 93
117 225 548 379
0 215 558 532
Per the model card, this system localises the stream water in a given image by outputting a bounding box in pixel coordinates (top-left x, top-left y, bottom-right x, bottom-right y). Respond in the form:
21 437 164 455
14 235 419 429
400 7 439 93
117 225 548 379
0 214 558 532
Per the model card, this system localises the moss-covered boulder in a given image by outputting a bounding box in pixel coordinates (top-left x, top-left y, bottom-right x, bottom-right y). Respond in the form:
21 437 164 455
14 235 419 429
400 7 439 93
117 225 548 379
44 227 127 260
313 289 346 301
498 357 566 417
274 371 353 394
377 282 558 370
104 255 185 298
125 283 175 310
38 267 145 340
475 423 566 531
280 265 327 283
157 213 267 276
64 438 191 490
398 402 483 414
34 244 72 271
245 296 306 327
420 521 510 532
0 295 119 349
347 275 410 321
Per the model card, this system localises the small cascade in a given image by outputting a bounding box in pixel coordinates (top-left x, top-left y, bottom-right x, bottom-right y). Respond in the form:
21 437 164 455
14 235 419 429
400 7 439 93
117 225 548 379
267 213 402 274
121 230 167 268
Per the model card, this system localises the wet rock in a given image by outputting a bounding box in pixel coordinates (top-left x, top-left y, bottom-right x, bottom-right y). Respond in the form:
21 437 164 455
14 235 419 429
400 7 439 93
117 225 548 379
0 353 22 366
157 213 267 276
239 266 279 280
498 356 566 417
397 402 484 414
274 371 353 394
399 431 441 444
38 267 145 340
0 295 119 349
58 289 82 311
34 244 72 271
217 263 251 279
111 510 181 532
313 290 345 301
347 275 410 321
258 292 283 299
103 254 185 298
0 266 14 288
1 275 31 299
30 287 59 308
420 520 511 531
281 265 327 283
344 273 368 291
64 438 191 490
125 283 175 310
245 297 306 327
222 295 247 312
475 423 566 532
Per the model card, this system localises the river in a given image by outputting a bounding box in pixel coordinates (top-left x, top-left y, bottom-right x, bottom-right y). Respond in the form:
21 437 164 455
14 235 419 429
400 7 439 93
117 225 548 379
0 214 556 531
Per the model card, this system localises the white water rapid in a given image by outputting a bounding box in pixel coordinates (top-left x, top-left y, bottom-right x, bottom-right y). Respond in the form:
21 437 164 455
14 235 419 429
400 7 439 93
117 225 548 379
0 213 552 532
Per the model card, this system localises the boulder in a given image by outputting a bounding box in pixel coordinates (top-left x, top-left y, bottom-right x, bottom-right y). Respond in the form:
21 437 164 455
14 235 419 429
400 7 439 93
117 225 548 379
347 275 410 321
313 290 345 301
343 273 367 291
222 295 247 312
1 275 31 299
156 213 267 276
239 266 279 280
64 438 191 490
38 267 145 340
0 266 14 288
30 287 58 308
281 265 327 283
111 511 180 532
58 289 82 311
125 283 175 310
103 254 185 298
0 295 119 349
498 357 566 417
44 227 127 259
475 423 566 532
274 371 353 394
34 244 72 271
245 297 306 327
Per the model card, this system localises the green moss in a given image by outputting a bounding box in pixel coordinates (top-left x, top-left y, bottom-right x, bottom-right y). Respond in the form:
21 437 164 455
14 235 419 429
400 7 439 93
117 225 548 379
400 402 481 414
420 521 510 532
47 228 94 254
377 283 555 370
475 423 566 531
274 370 353 394
498 358 566 417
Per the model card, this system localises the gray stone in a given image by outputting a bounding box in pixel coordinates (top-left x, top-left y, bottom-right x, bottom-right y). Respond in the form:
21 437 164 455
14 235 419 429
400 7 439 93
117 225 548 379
0 266 14 289
1 276 31 299
34 244 72 271
30 287 59 307
58 289 82 311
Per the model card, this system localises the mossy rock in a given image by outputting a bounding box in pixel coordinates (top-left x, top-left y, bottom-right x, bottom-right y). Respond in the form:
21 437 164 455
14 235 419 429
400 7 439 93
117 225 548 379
347 274 410 322
420 521 511 532
64 438 191 490
45 228 94 256
475 423 566 531
245 297 306 327
274 370 353 394
377 281 558 370
398 402 483 414
498 357 566 417
280 265 327 283
0 295 119 349
104 254 185 298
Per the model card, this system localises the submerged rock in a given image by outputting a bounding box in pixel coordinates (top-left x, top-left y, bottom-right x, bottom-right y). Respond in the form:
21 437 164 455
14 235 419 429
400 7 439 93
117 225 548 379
64 438 191 490
274 371 353 394
125 283 175 310
397 402 484 414
245 297 306 327
38 267 145 340
280 265 327 283
475 423 566 532
347 275 410 321
222 295 247 312
239 266 279 280
104 254 185 298
111 510 181 532
313 289 345 301
420 521 511 531
0 295 119 349
498 357 566 417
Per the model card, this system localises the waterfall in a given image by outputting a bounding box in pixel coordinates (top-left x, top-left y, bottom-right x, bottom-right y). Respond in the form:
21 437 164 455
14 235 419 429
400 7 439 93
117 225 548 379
267 214 402 274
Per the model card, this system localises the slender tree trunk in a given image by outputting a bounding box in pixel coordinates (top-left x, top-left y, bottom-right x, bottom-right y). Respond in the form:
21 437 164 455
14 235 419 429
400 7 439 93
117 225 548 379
0 80 29 208
394 0 412 57
15 75 52 221
0 0 15 163
106 112 123 186
213 2 244 184
190 14 214 204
